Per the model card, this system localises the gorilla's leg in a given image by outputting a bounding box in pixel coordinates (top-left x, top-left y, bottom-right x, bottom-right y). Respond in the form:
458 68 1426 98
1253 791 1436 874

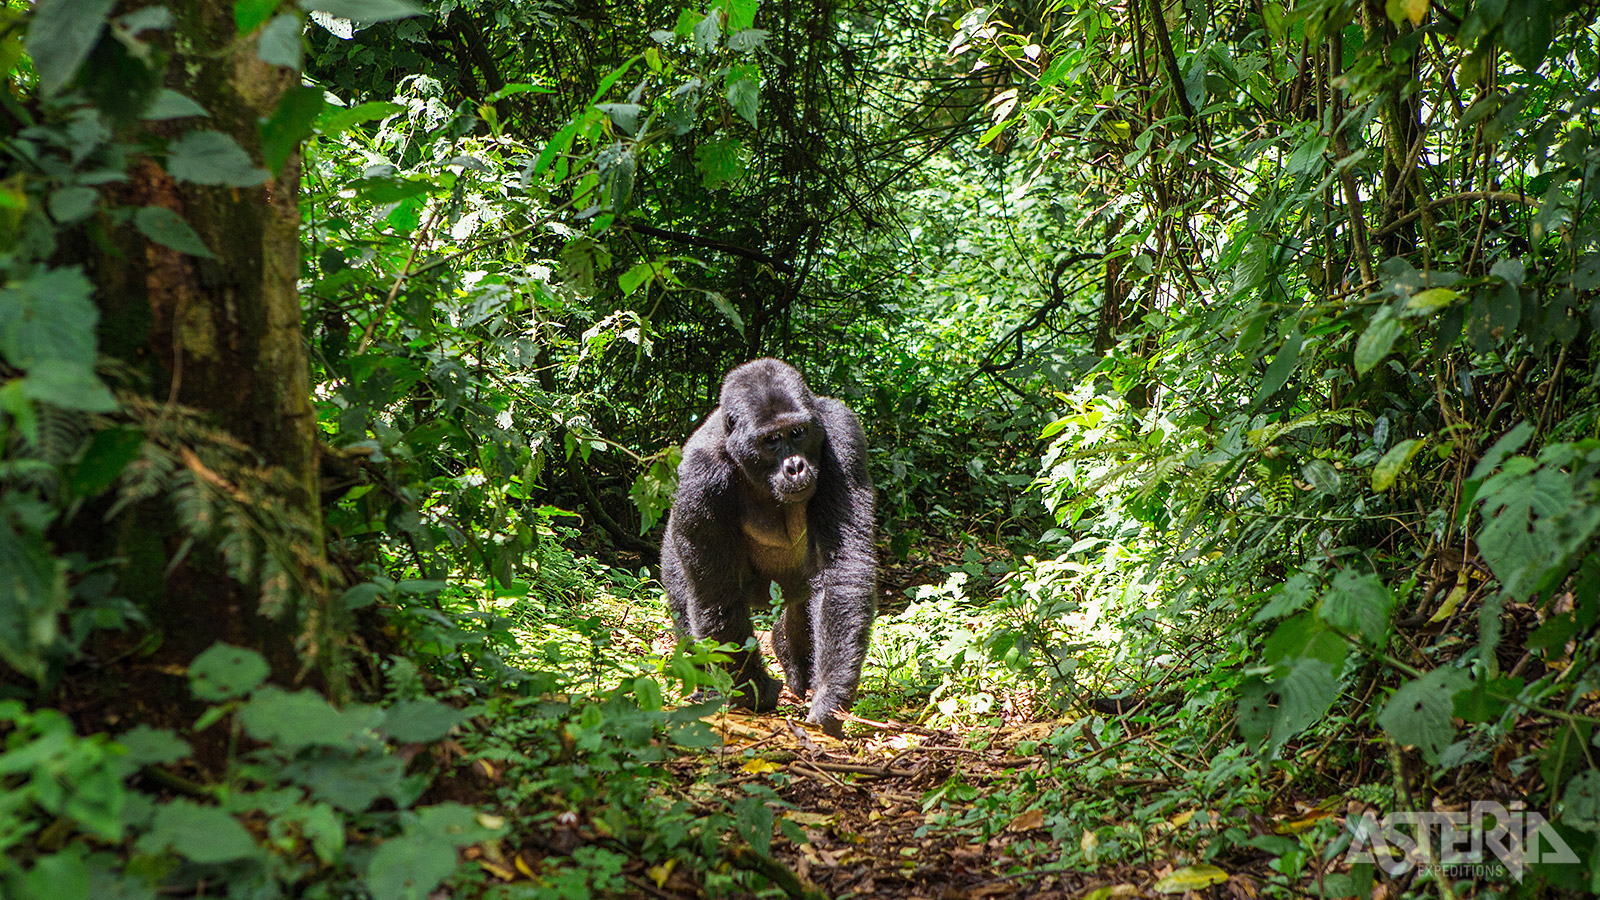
805 576 875 736
771 595 814 698
690 589 782 712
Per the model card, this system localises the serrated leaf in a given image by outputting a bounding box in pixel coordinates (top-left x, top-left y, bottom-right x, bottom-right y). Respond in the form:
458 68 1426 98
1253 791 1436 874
1354 308 1404 375
143 800 258 863
0 266 99 369
366 834 457 900
1561 771 1600 833
239 686 383 749
47 186 97 224
188 642 269 701
24 0 118 94
1317 569 1394 645
727 78 759 127
134 206 217 259
1371 438 1422 491
1377 667 1470 764
298 0 423 22
382 698 467 743
167 131 270 187
20 360 117 412
117 725 191 766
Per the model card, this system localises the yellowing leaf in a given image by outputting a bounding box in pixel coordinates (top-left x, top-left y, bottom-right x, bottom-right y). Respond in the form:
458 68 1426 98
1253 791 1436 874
1384 0 1428 26
1102 120 1132 141
1407 286 1458 311
649 858 677 887
740 757 781 775
1429 582 1469 623
1372 438 1424 491
1080 828 1100 861
513 854 536 879
478 859 517 881
786 811 834 827
1170 810 1196 827
1008 808 1045 832
1154 865 1229 893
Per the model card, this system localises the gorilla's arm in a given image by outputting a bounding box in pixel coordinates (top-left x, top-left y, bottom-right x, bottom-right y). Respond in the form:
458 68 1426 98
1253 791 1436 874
803 396 878 731
661 417 783 710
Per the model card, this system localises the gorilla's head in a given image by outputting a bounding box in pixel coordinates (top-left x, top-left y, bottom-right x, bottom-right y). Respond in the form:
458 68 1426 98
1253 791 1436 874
719 359 824 505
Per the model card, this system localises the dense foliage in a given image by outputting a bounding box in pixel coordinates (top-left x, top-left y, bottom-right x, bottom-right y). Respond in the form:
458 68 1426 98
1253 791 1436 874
3 0 1600 897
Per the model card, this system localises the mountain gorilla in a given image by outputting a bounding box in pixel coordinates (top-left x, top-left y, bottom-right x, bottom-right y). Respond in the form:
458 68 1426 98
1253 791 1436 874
662 359 876 736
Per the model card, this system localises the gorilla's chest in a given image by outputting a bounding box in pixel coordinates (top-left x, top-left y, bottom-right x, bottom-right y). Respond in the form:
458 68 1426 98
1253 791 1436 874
741 505 812 577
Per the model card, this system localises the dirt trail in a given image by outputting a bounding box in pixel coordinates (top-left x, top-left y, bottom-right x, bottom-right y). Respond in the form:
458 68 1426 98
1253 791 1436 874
679 710 1102 900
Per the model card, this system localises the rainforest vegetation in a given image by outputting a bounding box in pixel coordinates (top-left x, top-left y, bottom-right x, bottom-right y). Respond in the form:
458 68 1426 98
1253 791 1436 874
3 0 1600 897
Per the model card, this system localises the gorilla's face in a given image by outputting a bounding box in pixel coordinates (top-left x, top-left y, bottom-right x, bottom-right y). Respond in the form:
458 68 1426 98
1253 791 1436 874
720 362 824 505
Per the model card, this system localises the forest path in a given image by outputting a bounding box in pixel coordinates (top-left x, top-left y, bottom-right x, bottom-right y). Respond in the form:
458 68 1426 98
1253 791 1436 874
673 710 1118 900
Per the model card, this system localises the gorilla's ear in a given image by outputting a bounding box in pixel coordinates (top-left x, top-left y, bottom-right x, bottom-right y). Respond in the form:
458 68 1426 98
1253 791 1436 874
724 412 738 431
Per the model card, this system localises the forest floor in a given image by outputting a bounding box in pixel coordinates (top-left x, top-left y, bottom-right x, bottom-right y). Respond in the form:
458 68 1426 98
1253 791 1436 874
670 706 1259 900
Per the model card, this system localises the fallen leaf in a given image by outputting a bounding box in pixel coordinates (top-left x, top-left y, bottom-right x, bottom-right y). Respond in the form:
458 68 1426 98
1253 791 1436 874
1008 808 1045 832
786 811 834 826
1170 810 1196 827
741 757 781 775
1154 865 1229 893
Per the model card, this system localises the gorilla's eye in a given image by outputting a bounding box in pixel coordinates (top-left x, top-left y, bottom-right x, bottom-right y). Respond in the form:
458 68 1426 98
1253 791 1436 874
764 433 782 447
791 426 806 438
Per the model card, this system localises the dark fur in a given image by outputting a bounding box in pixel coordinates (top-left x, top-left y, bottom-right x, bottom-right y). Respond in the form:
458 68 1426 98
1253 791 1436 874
662 359 877 736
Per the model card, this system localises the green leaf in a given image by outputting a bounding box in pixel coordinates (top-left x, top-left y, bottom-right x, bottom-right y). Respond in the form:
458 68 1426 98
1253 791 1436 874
382 698 467 743
19 852 89 900
719 0 759 32
260 85 324 174
1371 438 1422 491
24 0 117 94
116 725 191 766
1501 0 1551 70
239 686 383 750
596 102 642 136
283 752 404 811
235 0 280 33
620 260 661 296
47 186 98 224
0 266 98 370
1250 330 1301 407
167 131 270 187
143 89 208 120
695 138 747 190
727 77 759 127
133 207 217 259
317 100 403 137
297 0 423 22
0 514 68 681
365 834 457 900
1300 459 1340 494
1561 770 1600 834
188 642 269 701
68 426 144 496
1476 457 1600 600
735 796 774 856
1354 308 1403 375
21 360 117 412
143 800 259 863
1237 656 1339 753
1317 570 1394 646
1405 287 1458 312
704 290 745 335
1377 667 1471 764
257 13 303 69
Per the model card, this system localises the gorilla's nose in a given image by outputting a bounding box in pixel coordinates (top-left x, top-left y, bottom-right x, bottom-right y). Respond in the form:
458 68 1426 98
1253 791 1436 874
783 456 808 478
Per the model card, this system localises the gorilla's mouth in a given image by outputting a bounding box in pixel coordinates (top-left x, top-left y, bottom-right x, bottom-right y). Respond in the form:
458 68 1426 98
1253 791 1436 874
774 472 817 502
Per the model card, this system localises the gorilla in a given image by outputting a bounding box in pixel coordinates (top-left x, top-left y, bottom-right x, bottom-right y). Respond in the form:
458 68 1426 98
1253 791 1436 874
662 359 877 736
